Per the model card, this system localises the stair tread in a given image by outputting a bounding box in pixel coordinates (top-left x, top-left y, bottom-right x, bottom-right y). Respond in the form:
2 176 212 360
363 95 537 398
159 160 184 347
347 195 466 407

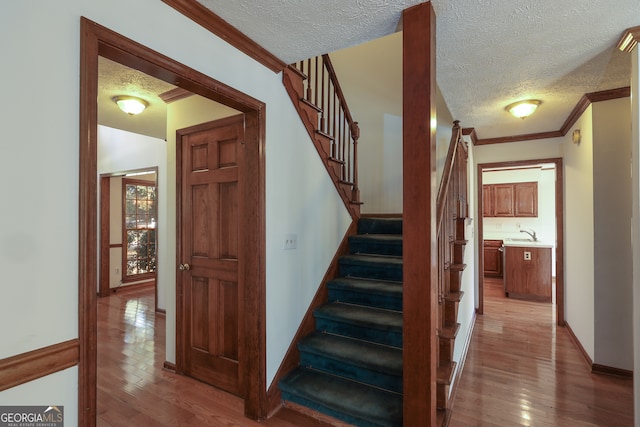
299 332 402 375
280 367 402 427
438 322 460 340
437 361 457 385
350 234 403 242
315 302 403 328
340 254 403 264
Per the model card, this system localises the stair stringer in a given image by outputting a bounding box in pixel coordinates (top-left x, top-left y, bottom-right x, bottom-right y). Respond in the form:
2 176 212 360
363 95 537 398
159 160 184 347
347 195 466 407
282 66 360 219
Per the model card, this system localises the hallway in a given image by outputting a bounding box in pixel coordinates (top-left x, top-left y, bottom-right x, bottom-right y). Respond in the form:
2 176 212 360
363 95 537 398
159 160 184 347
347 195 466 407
96 281 633 426
449 278 634 426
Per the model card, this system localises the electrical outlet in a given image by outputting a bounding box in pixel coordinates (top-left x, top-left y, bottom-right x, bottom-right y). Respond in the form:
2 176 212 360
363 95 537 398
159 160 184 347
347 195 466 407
284 233 297 250
115 267 120 275
524 251 531 261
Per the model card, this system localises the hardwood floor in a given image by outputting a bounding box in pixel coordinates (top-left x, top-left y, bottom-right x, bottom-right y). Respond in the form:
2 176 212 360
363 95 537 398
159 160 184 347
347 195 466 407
449 277 634 426
96 285 333 426
97 281 633 426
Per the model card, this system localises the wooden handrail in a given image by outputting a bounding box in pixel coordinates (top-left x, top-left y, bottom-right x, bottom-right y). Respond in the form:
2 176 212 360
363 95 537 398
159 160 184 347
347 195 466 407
436 120 465 232
293 55 361 204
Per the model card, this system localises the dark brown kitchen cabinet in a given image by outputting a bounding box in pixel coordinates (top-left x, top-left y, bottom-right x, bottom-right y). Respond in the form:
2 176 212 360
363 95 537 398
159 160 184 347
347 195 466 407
483 240 503 277
482 182 538 217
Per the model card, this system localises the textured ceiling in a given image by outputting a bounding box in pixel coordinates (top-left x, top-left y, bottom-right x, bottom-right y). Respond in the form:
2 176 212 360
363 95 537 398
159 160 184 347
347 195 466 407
195 0 639 140
98 57 176 140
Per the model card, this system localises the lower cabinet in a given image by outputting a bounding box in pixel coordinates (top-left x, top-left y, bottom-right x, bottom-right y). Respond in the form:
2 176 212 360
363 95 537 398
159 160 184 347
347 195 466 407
503 246 552 301
483 240 503 277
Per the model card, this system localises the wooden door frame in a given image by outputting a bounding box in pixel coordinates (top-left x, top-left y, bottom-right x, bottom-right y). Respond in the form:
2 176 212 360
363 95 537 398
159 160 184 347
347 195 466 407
476 158 565 326
79 18 267 425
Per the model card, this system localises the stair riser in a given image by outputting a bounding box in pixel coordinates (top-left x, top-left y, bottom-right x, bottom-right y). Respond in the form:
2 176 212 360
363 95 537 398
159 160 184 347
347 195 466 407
280 392 391 427
357 218 403 235
315 318 402 347
349 240 402 257
339 261 402 282
328 288 402 311
299 352 402 393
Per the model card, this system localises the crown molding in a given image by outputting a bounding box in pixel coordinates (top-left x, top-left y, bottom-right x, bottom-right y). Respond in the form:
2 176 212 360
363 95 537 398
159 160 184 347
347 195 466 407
161 0 287 73
617 26 640 52
469 87 630 145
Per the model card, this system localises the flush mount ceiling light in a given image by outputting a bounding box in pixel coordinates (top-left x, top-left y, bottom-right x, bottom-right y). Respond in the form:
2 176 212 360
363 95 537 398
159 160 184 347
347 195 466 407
113 95 148 115
505 99 542 119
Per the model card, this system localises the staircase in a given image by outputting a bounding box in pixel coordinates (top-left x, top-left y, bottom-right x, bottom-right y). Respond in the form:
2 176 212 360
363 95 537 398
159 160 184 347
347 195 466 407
279 217 403 427
281 48 469 423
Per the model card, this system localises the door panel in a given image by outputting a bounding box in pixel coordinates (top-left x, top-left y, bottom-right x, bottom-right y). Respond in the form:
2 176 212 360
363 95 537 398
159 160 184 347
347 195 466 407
178 114 244 397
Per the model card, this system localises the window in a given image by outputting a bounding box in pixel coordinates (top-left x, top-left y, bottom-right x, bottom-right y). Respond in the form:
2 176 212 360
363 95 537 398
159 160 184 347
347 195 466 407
122 178 157 282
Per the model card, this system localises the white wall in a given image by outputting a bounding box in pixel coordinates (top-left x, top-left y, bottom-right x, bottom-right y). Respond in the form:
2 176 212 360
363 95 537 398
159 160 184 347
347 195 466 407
562 108 596 360
0 0 350 410
592 98 633 370
630 46 640 426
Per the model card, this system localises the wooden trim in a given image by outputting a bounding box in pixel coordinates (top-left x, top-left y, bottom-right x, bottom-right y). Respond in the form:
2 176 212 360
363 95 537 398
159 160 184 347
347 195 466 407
0 340 79 392
617 26 640 52
446 312 476 414
592 364 634 379
461 127 478 146
561 87 631 135
265 220 358 417
163 361 177 372
109 243 123 248
564 321 593 370
477 158 564 326
161 0 286 73
402 3 437 425
158 87 192 104
360 213 403 218
80 17 267 424
469 86 630 145
476 130 563 145
112 280 155 293
476 165 484 316
99 176 111 298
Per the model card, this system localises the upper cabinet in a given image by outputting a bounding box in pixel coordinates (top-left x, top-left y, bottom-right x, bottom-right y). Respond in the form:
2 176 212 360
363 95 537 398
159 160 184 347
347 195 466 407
483 182 538 217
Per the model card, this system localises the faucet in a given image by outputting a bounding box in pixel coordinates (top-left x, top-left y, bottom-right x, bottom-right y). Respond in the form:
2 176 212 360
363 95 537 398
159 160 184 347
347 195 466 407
520 229 537 241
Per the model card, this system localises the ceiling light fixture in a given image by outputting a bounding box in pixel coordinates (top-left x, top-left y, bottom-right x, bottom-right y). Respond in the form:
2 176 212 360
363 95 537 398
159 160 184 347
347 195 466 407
113 95 148 115
505 99 542 119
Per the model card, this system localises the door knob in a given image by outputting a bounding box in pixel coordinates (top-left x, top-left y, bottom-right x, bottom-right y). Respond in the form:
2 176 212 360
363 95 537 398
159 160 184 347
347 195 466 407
179 263 190 271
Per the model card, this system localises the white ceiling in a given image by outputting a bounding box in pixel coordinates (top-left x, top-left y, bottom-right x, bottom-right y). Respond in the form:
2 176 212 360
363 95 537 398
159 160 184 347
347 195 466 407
101 1 640 141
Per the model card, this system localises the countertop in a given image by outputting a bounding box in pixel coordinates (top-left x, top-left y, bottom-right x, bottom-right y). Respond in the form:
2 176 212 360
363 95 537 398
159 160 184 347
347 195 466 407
483 235 554 248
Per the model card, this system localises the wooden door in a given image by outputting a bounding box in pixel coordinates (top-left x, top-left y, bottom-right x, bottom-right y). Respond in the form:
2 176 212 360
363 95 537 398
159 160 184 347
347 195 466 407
177 115 244 396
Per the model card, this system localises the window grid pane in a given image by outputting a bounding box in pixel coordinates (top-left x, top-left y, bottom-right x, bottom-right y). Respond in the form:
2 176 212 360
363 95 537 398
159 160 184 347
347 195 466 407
123 179 157 279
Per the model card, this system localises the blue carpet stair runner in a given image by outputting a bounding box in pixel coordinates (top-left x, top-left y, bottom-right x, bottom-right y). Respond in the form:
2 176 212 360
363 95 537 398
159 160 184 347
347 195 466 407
279 217 403 427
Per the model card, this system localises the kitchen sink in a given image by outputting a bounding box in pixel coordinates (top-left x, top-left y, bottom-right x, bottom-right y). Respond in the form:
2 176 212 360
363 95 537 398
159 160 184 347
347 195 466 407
506 238 533 242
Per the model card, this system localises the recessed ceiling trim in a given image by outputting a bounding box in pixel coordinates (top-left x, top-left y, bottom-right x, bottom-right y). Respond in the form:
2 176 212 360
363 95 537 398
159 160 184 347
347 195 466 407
617 26 640 52
161 0 287 73
159 87 193 103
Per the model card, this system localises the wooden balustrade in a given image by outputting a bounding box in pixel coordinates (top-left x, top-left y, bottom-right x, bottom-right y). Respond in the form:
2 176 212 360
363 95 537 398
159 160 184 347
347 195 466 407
292 55 361 205
435 121 469 413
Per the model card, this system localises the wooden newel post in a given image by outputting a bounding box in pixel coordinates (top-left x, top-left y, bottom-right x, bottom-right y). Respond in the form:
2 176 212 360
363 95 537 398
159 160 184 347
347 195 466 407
351 121 360 203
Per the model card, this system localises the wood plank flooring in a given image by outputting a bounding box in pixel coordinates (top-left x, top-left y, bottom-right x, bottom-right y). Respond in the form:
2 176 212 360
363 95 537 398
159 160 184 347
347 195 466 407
96 285 333 426
97 281 633 426
449 278 633 426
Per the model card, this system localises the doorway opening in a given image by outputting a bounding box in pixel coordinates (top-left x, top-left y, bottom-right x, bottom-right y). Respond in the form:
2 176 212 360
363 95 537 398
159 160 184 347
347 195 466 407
79 17 267 425
477 158 564 325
